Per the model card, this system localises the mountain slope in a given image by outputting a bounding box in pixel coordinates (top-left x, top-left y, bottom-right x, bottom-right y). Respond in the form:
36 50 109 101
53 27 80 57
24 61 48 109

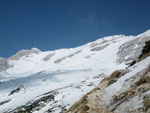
0 30 150 113
67 56 150 113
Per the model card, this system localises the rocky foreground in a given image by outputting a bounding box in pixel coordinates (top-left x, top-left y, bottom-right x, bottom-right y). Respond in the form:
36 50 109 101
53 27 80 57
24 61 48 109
67 40 150 113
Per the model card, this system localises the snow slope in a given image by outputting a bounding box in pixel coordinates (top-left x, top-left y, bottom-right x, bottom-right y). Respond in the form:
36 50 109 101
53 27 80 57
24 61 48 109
102 56 150 112
0 30 150 113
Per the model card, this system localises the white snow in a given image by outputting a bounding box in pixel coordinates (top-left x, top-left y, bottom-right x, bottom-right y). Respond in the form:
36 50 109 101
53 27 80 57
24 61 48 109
0 30 150 113
102 56 150 105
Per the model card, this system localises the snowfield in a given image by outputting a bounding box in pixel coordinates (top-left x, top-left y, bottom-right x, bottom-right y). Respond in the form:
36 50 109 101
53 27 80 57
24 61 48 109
0 30 150 113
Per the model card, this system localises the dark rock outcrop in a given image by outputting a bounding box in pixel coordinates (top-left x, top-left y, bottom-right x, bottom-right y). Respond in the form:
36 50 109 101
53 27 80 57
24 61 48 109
117 35 150 66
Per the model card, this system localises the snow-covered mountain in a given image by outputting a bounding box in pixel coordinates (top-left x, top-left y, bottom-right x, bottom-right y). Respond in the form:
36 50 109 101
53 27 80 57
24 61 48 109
0 30 150 113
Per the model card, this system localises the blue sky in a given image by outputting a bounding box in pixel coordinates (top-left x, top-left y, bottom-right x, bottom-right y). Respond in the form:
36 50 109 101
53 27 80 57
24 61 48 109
0 0 150 57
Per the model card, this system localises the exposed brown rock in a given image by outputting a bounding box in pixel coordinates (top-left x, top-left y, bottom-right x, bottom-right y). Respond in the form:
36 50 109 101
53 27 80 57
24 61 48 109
101 69 130 87
66 67 150 113
66 70 124 113
109 66 150 112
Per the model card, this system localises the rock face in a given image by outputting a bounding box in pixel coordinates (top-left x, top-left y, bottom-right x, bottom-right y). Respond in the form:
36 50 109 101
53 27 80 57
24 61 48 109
9 48 41 60
0 58 10 71
42 53 55 61
117 35 150 66
139 40 150 61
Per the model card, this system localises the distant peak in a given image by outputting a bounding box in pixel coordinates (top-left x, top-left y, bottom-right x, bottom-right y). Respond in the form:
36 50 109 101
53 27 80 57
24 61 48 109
31 48 41 52
9 48 41 60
